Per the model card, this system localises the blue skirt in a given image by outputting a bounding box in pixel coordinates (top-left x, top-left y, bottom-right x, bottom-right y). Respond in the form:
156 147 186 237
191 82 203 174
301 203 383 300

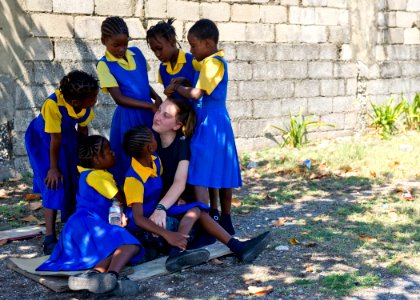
109 105 154 187
36 208 143 271
187 107 242 188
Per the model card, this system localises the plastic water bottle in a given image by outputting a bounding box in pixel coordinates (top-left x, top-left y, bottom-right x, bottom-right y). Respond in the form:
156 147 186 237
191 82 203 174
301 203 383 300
109 199 122 226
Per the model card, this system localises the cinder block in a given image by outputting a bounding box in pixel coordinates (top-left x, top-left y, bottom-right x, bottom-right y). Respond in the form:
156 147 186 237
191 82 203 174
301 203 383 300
326 0 347 8
268 80 295 99
229 62 253 81
411 45 420 59
332 96 358 112
346 78 357 95
238 81 268 100
20 0 52 12
315 7 341 25
253 100 282 118
319 44 338 60
380 62 401 78
395 11 417 28
167 0 199 21
344 112 358 130
236 119 271 138
74 17 102 39
24 37 53 61
282 61 308 79
308 61 334 78
95 0 132 16
232 4 260 22
55 39 103 61
290 44 319 60
219 23 246 42
237 44 266 61
295 80 320 97
385 28 404 43
333 62 357 78
226 100 252 119
227 81 238 100
320 79 345 96
145 0 167 18
32 61 96 85
328 26 351 44
246 23 274 42
289 7 315 25
307 97 333 114
302 0 328 6
280 0 299 5
385 45 411 60
404 28 420 44
276 24 301 43
31 14 73 38
384 12 397 27
407 0 420 11
134 0 144 17
53 0 94 14
220 43 236 61
125 18 146 39
301 25 327 43
15 83 54 109
321 113 345 129
260 5 287 23
14 109 38 132
281 98 307 115
339 44 352 61
400 61 420 76
200 3 230 21
387 0 407 10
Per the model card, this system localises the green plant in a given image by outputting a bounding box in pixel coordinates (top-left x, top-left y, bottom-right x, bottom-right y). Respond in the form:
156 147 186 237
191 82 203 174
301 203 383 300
403 92 420 130
272 109 334 148
369 96 406 139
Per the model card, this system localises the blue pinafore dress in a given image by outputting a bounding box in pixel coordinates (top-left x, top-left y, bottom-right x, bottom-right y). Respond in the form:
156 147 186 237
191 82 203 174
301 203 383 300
98 47 154 186
25 91 91 221
125 156 208 233
159 51 197 101
187 56 242 188
37 169 143 271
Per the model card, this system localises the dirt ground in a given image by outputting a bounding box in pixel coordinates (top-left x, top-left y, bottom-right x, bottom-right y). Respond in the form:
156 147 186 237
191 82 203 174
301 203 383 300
0 176 419 299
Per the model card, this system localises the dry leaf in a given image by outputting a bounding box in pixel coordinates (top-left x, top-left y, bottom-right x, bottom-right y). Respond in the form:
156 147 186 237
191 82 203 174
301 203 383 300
0 189 7 198
244 278 262 285
29 201 43 211
211 258 224 265
231 197 241 208
309 173 323 180
359 235 377 242
389 161 400 168
290 167 304 174
272 217 287 227
340 165 353 173
402 192 414 201
370 170 377 178
0 239 8 246
319 162 328 170
24 193 42 201
248 285 273 296
288 238 300 245
305 266 315 273
21 215 41 223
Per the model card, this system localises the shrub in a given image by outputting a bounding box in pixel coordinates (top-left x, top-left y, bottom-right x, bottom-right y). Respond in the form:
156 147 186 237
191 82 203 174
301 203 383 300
369 96 405 139
403 92 420 130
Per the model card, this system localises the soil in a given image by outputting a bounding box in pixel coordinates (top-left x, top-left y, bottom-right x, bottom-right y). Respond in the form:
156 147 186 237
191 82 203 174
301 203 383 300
0 176 419 300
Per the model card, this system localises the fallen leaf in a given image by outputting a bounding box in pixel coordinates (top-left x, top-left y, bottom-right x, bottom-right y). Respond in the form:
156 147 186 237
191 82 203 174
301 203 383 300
402 192 414 201
340 165 353 173
272 217 287 227
370 170 377 178
211 258 224 265
309 173 323 180
288 238 300 245
359 235 377 242
29 201 43 211
24 193 42 201
319 162 328 170
21 215 41 223
244 278 262 285
0 239 8 246
305 266 315 273
290 167 304 174
389 161 400 168
248 285 273 296
231 197 241 208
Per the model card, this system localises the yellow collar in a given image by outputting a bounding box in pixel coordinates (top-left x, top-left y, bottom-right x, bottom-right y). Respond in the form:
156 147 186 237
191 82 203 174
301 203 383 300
131 155 158 182
104 49 136 66
77 166 92 173
208 50 224 59
56 90 87 119
162 49 187 74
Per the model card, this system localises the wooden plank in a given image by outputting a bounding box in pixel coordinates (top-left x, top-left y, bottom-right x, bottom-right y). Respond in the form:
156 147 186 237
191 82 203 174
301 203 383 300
129 242 232 281
8 256 81 277
7 259 69 292
0 225 45 242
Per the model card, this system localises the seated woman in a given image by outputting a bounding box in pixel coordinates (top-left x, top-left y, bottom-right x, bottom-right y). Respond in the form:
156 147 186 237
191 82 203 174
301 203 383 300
124 98 270 273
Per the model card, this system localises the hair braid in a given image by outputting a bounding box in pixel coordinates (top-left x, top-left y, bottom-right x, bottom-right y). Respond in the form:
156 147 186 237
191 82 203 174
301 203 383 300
123 125 152 158
146 18 177 45
78 135 107 168
188 19 219 44
59 70 99 103
101 16 129 39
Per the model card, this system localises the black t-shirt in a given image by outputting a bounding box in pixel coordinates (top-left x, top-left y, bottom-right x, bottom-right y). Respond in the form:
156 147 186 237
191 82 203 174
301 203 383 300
157 133 195 202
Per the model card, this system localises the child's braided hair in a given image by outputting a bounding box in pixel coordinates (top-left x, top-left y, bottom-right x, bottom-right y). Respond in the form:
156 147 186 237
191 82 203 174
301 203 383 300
101 16 129 39
59 70 99 103
146 18 177 45
78 135 107 168
188 19 219 44
123 125 152 158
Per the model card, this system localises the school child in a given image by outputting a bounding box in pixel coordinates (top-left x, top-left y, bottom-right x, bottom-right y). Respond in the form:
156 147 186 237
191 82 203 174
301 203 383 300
123 124 270 273
165 19 242 235
146 18 199 100
37 135 142 296
25 70 98 255
97 16 162 187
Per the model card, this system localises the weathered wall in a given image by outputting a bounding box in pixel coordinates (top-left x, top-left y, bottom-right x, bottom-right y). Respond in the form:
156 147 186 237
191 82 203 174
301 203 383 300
0 0 419 179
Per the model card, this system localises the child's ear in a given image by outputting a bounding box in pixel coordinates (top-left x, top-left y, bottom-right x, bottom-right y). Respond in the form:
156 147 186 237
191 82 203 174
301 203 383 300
173 122 182 131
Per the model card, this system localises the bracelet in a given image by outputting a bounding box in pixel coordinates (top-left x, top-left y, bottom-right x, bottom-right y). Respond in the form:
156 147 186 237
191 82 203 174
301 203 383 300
156 203 167 212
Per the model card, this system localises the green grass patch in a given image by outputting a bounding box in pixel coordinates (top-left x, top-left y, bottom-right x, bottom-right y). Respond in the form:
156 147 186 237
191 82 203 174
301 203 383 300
321 272 381 296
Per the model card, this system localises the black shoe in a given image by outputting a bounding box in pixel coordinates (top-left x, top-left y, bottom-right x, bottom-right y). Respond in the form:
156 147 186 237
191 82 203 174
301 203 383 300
220 214 235 235
165 248 210 273
42 235 57 255
236 231 271 263
111 275 140 297
68 271 117 294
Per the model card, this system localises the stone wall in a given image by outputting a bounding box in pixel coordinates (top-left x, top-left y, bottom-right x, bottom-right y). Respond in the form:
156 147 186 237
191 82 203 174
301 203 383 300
0 0 419 179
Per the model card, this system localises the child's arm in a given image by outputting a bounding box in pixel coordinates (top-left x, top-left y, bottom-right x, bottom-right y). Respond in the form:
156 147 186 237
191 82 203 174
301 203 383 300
132 202 188 250
108 87 158 112
149 160 189 228
149 85 162 107
77 125 88 140
45 133 63 189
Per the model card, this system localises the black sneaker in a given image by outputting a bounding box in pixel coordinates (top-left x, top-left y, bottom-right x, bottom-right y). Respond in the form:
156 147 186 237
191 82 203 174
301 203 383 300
219 214 235 235
236 231 271 263
111 275 140 297
68 271 117 294
165 248 210 273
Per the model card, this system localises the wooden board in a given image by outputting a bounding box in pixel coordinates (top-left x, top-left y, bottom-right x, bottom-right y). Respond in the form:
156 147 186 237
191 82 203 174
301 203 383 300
0 225 45 244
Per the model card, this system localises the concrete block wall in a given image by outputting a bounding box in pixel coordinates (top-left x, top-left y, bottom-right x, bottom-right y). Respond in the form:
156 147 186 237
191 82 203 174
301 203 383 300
1 0 420 177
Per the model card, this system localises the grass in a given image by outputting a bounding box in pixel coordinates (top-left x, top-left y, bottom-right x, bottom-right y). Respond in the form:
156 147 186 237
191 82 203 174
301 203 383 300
321 272 381 296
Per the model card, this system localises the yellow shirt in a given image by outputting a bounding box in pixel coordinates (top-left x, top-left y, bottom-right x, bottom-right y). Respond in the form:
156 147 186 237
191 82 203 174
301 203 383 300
124 156 162 207
157 49 201 83
41 90 94 133
195 50 225 95
96 49 151 93
77 166 119 199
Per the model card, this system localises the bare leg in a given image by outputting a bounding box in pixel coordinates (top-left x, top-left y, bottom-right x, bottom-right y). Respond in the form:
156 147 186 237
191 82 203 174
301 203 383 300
209 188 219 210
193 186 210 205
219 188 232 215
198 213 231 244
94 256 112 273
178 207 200 235
107 245 140 273
44 208 57 236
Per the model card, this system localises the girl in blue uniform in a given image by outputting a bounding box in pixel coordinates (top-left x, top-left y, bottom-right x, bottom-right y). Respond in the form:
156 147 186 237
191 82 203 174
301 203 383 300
37 135 142 296
146 18 198 101
25 70 98 255
165 19 242 235
97 16 162 187
122 125 211 272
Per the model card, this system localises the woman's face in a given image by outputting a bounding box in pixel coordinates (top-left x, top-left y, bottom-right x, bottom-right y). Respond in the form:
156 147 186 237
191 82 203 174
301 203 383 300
152 100 181 134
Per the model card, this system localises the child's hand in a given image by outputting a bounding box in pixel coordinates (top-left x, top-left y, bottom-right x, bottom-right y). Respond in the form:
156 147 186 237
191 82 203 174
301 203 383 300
149 210 166 229
44 167 63 190
121 213 128 227
164 84 176 96
170 77 186 85
165 231 189 250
